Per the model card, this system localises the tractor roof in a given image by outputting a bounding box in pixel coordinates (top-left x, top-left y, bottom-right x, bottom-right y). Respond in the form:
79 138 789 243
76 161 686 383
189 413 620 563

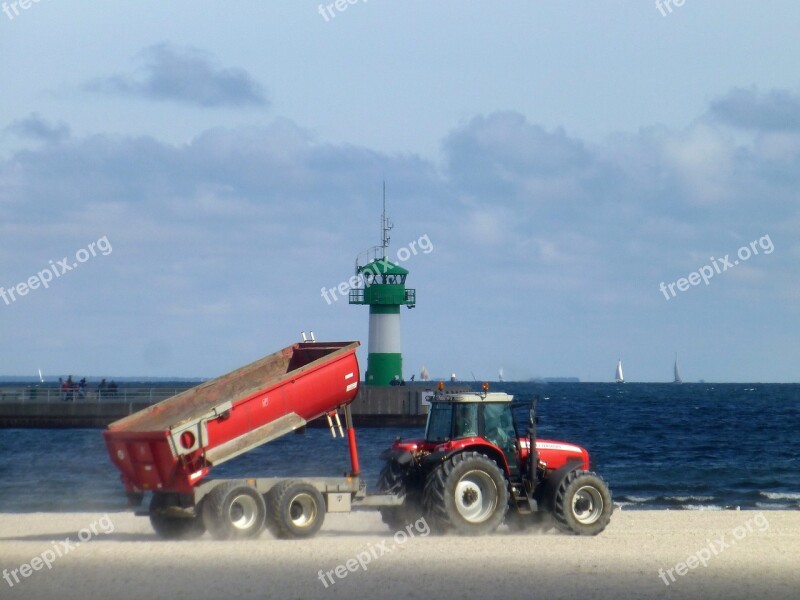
432 392 514 404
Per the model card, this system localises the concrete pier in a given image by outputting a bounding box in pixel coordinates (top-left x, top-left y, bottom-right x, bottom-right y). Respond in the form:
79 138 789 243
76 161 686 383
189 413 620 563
0 384 441 428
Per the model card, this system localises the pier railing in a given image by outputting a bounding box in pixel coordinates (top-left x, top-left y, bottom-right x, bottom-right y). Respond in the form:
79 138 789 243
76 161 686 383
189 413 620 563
0 386 191 404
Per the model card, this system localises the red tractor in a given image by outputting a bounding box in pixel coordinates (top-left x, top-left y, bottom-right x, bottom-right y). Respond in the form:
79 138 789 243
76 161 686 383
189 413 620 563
377 385 613 535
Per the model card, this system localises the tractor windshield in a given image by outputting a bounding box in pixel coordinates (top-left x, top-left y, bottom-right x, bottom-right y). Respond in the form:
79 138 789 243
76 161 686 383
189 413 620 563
425 403 453 442
483 403 516 451
453 403 479 438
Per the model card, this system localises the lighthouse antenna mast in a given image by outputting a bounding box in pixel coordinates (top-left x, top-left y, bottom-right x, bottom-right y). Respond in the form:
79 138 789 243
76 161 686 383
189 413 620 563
381 181 393 259
355 183 394 273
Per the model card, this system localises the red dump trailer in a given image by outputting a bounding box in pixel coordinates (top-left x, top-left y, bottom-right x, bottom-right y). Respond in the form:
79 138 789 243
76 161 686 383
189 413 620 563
104 338 612 540
102 340 386 539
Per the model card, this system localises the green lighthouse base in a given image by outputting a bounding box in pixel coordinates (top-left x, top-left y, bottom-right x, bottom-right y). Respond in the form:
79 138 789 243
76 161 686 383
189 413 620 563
365 353 403 386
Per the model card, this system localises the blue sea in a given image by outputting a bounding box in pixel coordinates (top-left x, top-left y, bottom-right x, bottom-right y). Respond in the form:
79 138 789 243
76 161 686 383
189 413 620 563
1 382 798 512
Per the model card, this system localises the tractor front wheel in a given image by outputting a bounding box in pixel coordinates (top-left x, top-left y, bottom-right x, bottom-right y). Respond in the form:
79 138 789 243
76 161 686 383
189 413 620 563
423 451 508 535
552 470 612 535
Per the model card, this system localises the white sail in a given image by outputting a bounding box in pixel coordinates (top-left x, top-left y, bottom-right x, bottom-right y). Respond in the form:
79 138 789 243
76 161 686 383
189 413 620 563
420 366 430 381
615 359 624 383
498 368 504 382
673 354 682 384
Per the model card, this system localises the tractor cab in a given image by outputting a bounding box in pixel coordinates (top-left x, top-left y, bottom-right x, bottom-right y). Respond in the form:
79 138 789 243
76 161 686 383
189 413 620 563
424 390 521 475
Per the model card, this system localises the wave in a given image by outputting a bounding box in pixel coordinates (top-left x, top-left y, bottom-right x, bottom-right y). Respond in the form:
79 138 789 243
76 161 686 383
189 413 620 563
615 495 654 503
667 495 716 502
759 492 800 501
614 494 727 510
755 502 796 509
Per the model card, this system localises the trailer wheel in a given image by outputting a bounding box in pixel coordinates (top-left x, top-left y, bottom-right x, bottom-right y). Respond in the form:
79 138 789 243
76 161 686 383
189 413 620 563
376 460 423 530
422 451 509 535
202 482 266 540
266 480 326 539
552 470 612 536
149 493 206 540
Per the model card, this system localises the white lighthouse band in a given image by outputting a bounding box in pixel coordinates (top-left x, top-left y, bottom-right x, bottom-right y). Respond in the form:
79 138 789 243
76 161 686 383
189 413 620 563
368 307 402 354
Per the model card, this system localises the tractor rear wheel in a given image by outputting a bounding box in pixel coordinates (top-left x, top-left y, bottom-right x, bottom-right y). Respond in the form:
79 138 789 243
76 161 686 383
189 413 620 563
201 482 266 540
552 470 612 535
376 460 423 530
423 451 509 535
266 480 326 539
149 492 206 540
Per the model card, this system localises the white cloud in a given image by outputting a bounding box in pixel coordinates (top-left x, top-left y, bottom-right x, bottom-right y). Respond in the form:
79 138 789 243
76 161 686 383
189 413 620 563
84 43 268 108
1 90 798 379
661 124 735 204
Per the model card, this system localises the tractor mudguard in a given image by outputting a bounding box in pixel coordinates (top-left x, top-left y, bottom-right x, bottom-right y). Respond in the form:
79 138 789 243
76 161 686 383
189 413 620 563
380 449 414 466
421 444 510 475
535 459 583 512
420 449 455 469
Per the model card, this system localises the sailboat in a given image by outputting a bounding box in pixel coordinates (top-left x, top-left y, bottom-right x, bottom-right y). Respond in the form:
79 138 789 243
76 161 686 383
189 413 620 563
673 353 683 384
615 359 624 384
420 366 430 382
498 368 505 382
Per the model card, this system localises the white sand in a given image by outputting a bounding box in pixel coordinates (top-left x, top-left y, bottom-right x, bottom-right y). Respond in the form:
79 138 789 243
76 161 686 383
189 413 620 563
1 510 798 599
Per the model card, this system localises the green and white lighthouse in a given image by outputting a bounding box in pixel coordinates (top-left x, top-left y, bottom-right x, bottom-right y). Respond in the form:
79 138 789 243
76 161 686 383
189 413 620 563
349 196 415 386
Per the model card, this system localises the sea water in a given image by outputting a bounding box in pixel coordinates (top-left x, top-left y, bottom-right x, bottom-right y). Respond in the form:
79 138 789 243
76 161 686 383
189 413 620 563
0 382 798 512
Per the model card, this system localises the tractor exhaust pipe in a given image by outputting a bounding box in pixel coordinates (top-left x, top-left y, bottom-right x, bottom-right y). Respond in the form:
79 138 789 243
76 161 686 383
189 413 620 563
528 395 540 497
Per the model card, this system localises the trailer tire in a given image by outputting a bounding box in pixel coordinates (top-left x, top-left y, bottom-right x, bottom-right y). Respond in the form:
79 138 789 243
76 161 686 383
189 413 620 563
266 480 326 539
149 493 206 540
202 482 266 540
376 460 423 530
552 470 612 536
422 451 509 536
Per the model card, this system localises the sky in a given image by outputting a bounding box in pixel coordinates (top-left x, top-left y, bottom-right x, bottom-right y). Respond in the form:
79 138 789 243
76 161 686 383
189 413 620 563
1 1 799 383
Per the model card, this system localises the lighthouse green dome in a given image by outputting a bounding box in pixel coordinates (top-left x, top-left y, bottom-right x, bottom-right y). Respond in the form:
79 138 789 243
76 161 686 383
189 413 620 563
350 259 415 308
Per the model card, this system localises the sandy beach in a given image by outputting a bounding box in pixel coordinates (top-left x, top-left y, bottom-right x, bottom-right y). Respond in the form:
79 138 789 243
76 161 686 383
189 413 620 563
1 510 798 600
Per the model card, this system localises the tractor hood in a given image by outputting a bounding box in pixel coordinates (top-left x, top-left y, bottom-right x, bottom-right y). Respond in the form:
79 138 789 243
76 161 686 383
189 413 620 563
522 438 590 471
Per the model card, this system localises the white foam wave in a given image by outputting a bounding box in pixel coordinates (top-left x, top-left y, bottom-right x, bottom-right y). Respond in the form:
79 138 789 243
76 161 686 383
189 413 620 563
760 492 800 501
667 495 716 502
